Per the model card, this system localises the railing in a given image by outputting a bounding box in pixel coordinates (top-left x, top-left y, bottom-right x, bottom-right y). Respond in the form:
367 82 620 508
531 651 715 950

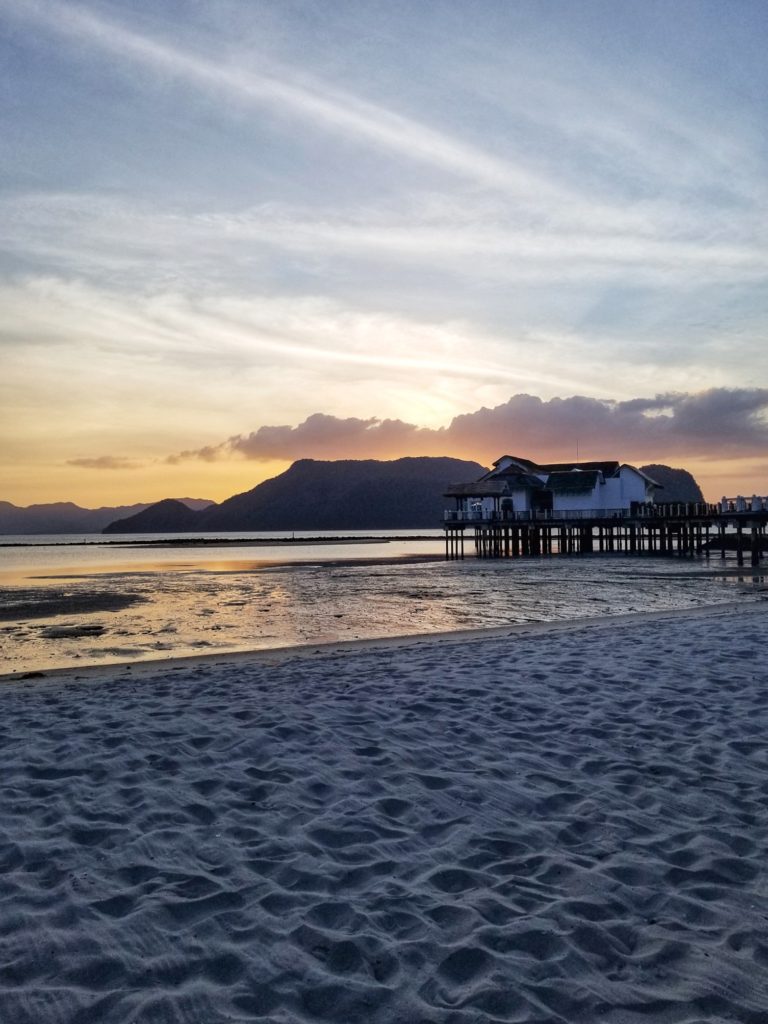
650 502 720 517
443 500 764 524
444 508 632 523
720 496 768 512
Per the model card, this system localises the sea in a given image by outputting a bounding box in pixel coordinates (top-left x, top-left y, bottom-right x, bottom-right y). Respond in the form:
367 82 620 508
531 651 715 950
1 530 765 675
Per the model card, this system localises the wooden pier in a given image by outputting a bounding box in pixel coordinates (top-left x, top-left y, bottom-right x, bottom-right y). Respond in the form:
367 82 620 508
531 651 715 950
443 501 768 566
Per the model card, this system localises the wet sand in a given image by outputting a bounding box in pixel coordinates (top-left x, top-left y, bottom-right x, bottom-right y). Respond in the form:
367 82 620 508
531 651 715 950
1 603 767 1022
3 550 764 676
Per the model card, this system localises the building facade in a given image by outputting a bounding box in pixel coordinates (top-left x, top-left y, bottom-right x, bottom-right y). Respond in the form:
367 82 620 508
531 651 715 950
445 455 660 520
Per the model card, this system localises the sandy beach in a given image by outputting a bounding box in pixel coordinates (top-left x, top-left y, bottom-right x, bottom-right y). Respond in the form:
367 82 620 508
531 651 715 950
1 603 767 1023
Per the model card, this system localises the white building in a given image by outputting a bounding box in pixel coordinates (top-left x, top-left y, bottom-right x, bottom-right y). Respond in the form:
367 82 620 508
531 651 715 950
445 455 661 519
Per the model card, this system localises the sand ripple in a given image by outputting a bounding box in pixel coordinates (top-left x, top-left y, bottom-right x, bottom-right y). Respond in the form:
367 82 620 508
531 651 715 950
0 606 767 1022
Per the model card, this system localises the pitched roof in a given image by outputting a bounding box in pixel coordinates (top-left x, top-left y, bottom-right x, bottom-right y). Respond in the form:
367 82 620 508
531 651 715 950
444 481 511 498
490 454 539 472
545 470 602 494
447 457 661 500
621 464 662 488
506 472 546 488
539 460 620 476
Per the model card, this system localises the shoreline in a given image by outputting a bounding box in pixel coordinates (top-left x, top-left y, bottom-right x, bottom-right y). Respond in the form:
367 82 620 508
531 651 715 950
1 597 766 1021
4 597 763 685
0 534 442 548
5 549 764 681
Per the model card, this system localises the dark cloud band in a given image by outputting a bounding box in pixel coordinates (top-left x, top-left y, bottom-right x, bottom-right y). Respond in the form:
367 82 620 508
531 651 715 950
167 388 768 465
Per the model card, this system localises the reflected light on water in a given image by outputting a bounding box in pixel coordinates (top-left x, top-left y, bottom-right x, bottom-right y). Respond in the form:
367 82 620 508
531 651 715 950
0 534 764 675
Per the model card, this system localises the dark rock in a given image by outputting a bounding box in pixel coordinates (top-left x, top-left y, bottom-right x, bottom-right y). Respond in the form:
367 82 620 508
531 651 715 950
640 464 704 503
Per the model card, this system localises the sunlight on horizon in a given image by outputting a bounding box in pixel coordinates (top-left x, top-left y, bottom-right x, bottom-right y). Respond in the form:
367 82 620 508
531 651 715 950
1 0 767 505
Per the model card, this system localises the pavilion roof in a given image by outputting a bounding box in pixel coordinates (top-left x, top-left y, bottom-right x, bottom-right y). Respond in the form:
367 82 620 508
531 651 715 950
488 469 545 488
444 481 511 498
545 470 602 494
539 460 620 476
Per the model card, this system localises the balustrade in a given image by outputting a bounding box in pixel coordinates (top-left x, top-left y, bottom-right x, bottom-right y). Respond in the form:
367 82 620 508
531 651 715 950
444 499 767 523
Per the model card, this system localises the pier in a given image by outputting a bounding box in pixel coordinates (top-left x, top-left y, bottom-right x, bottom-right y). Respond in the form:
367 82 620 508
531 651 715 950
443 499 768 566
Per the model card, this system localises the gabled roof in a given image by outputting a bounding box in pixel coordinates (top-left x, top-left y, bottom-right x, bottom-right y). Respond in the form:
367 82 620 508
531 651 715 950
539 460 620 477
487 468 548 483
545 470 602 494
490 454 539 472
447 457 662 500
506 472 546 488
444 481 510 498
620 464 662 488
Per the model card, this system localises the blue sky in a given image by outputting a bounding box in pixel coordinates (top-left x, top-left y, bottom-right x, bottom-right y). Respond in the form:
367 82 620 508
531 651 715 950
1 0 767 502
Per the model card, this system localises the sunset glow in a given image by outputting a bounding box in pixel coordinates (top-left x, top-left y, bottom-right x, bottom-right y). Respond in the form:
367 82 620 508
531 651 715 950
2 0 767 506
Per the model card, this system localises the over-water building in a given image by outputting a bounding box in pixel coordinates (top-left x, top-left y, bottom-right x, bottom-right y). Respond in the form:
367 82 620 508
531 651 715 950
445 455 661 520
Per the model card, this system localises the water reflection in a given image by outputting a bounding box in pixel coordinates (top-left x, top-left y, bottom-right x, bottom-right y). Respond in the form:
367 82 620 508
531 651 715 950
1 549 764 676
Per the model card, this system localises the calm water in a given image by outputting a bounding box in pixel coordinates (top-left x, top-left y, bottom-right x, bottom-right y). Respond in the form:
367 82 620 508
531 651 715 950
0 532 765 674
0 530 444 574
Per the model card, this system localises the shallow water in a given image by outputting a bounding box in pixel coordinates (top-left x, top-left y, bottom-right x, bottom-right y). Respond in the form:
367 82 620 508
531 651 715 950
0 533 765 674
0 530 444 577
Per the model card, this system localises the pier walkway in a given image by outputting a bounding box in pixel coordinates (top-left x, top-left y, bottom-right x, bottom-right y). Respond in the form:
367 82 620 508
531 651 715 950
443 498 768 565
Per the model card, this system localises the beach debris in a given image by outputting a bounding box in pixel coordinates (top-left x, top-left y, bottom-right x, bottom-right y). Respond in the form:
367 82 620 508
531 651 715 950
40 623 106 639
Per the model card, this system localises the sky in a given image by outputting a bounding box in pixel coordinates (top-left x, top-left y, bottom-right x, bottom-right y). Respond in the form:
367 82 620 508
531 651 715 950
1 0 767 506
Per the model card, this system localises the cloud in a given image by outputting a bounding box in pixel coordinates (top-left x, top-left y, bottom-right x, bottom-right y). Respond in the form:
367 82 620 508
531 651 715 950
168 389 768 466
66 455 142 470
463 40 768 210
5 193 766 292
0 275 618 403
2 0 556 198
168 413 445 464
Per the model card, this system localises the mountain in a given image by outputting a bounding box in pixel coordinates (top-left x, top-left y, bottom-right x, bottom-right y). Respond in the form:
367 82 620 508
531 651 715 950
0 498 214 535
104 457 489 532
6 460 706 535
102 498 206 534
639 464 704 503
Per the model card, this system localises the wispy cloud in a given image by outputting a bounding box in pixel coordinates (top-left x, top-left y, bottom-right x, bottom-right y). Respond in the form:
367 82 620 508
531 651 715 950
0 275 633 400
66 455 143 470
1 0 560 198
4 192 766 296
2 273 763 465
462 43 768 208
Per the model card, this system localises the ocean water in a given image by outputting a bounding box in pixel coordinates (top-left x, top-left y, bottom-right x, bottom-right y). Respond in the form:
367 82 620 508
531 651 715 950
0 530 444 572
0 532 765 674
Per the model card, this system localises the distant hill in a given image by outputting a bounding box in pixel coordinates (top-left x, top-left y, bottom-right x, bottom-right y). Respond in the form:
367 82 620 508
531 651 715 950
104 457 488 532
0 498 214 535
640 464 704 503
10 459 706 535
102 498 207 534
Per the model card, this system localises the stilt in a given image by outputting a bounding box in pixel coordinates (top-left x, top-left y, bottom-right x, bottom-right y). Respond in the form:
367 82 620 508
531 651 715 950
442 505 766 567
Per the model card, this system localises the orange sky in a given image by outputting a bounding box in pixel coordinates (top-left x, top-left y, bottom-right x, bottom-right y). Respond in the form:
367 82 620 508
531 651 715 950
2 3 767 512
3 440 763 509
